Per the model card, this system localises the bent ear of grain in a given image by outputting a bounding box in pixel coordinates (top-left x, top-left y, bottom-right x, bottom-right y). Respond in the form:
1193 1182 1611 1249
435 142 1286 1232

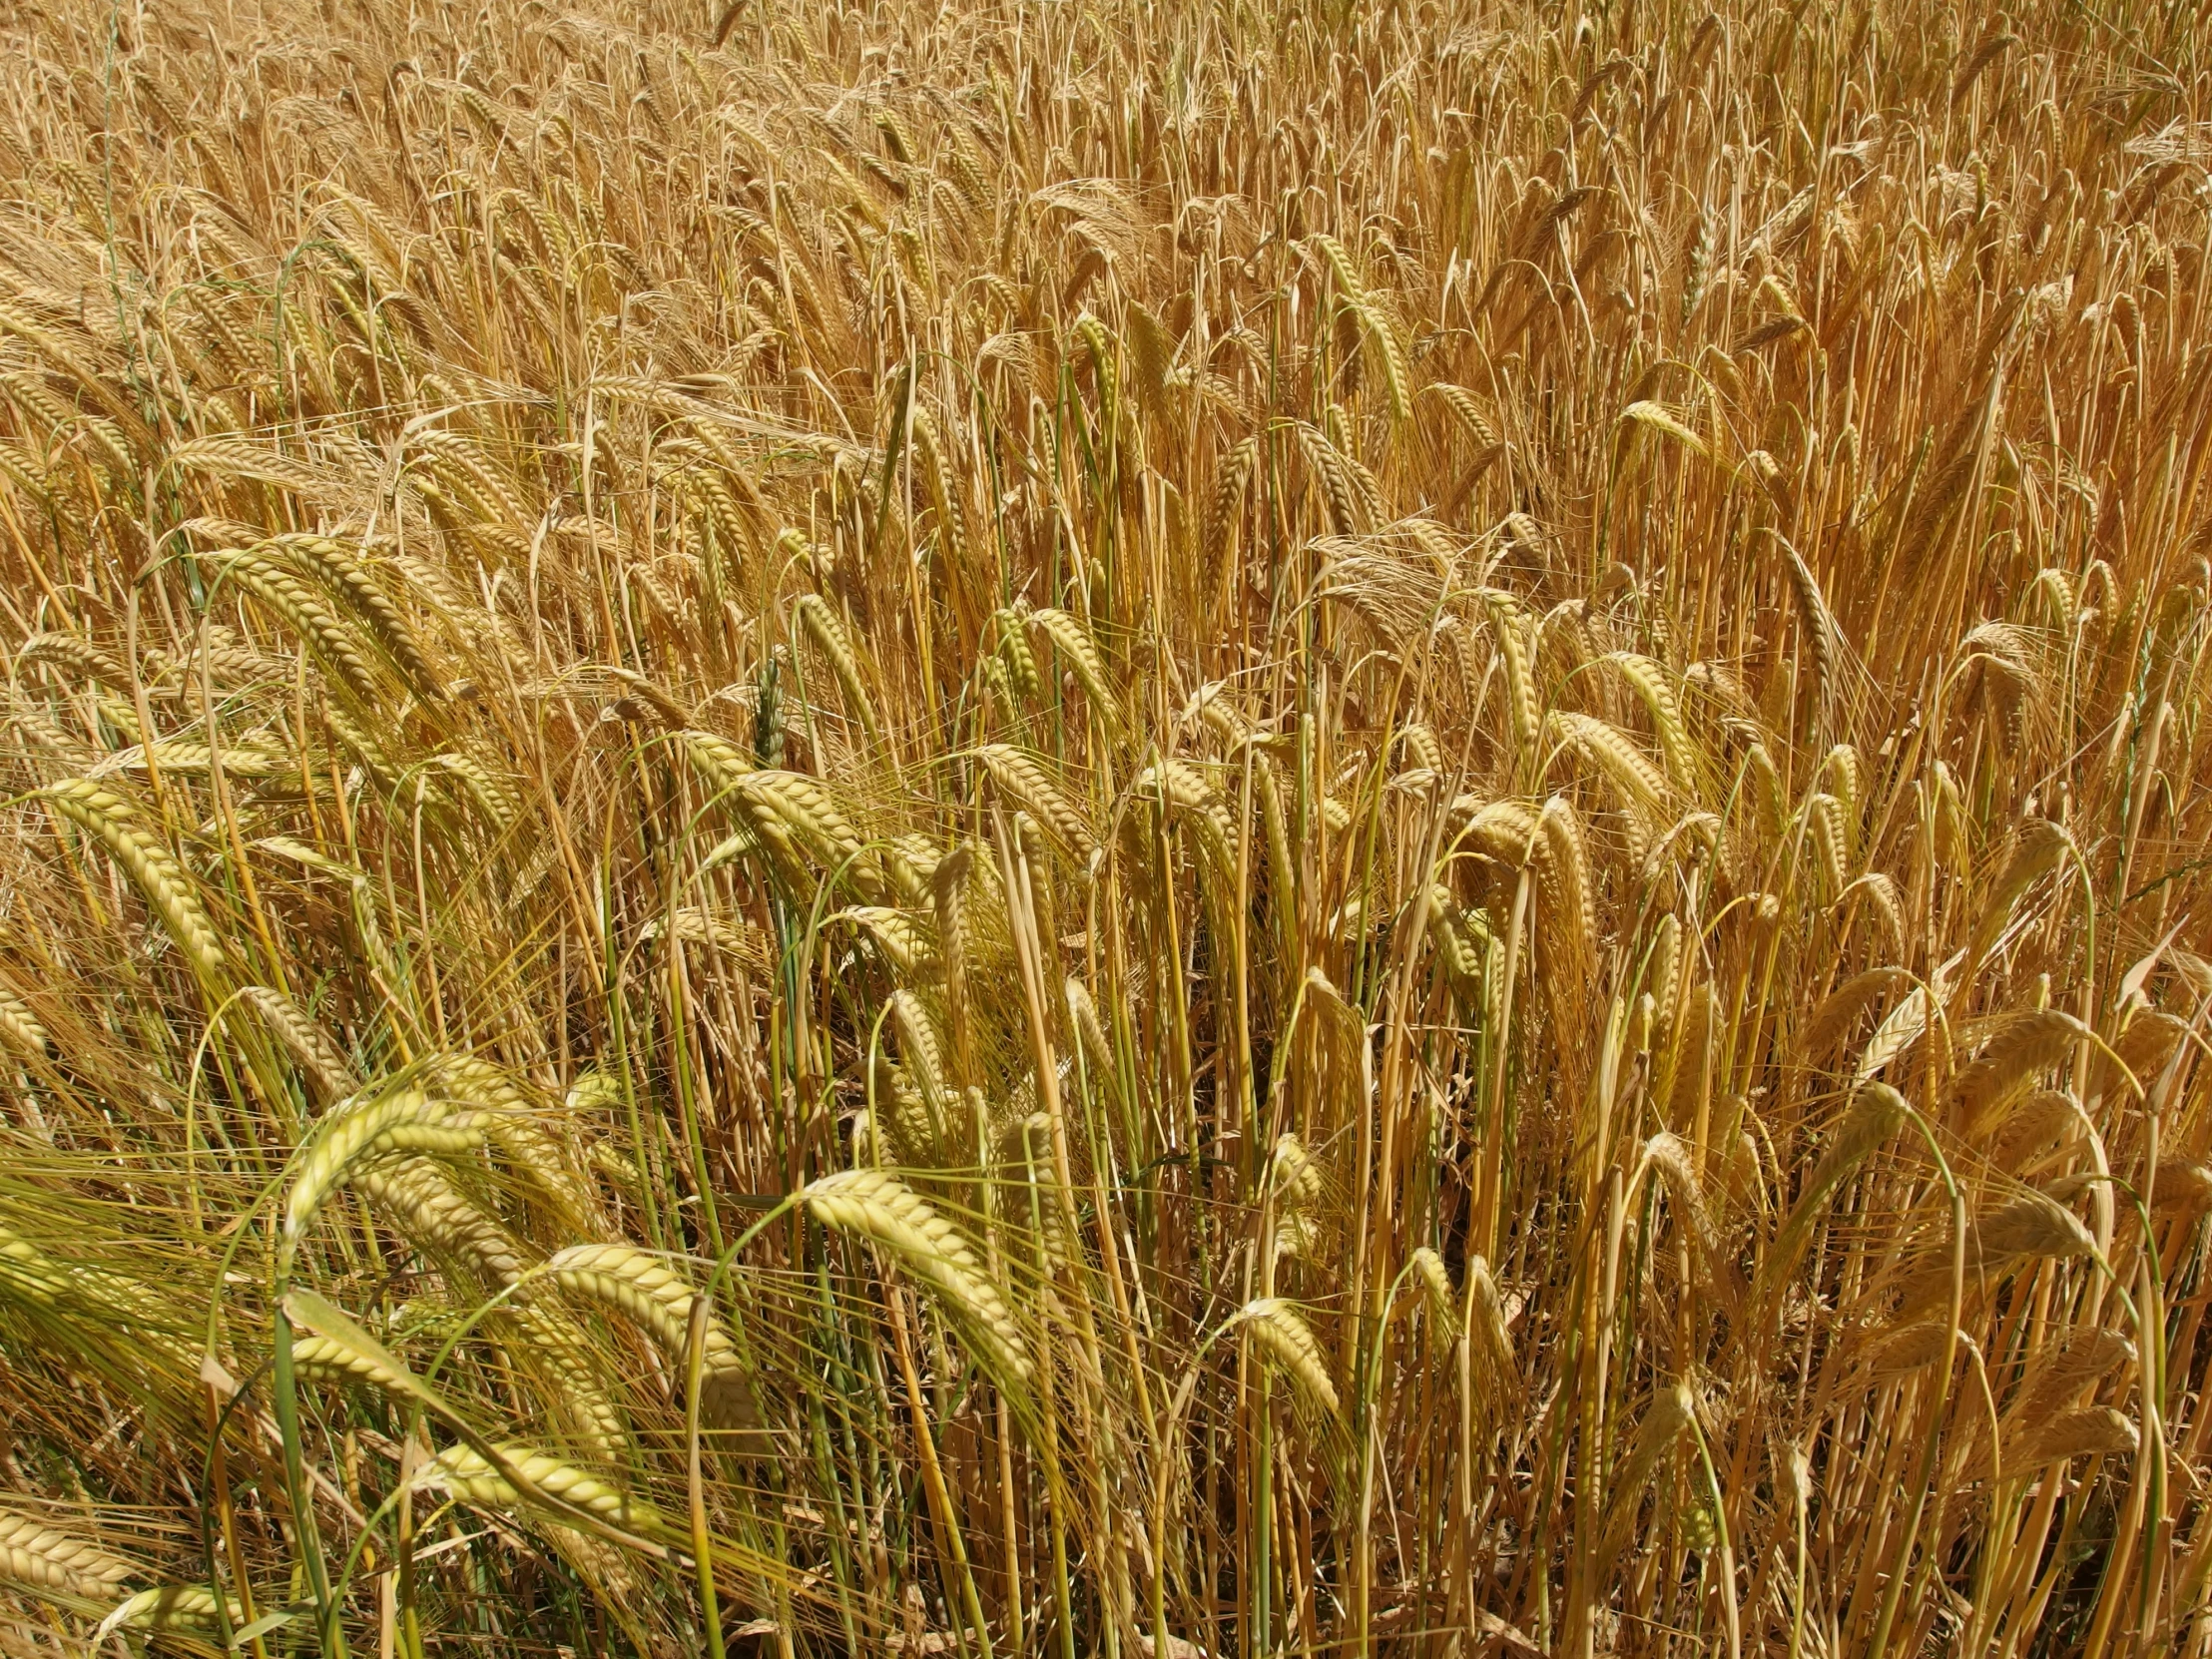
805 1168 1030 1387
1239 1298 1341 1417
96 1585 247 1643
1756 1083 1908 1318
418 1440 670 1540
1594 1380 1697 1577
0 1506 142 1599
532 1243 764 1437
42 782 228 984
283 1087 487 1243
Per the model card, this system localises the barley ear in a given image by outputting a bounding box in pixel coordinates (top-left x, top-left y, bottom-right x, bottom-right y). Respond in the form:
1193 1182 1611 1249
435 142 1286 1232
0 1506 141 1598
1238 1298 1340 1417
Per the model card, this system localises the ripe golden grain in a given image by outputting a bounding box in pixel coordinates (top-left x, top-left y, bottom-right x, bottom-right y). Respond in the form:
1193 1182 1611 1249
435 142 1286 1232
42 781 228 983
0 1506 139 1597
285 1088 487 1242
1 6 2207 1651
805 1169 1029 1385
534 1244 761 1430
241 983 355 1106
1239 1298 1339 1416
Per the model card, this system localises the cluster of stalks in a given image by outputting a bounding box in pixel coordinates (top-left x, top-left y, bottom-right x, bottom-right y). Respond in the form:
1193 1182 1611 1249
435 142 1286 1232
0 0 2209 1653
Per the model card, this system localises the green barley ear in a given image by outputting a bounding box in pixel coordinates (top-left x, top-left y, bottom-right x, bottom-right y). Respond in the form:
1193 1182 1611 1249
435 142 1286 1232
992 607 1042 705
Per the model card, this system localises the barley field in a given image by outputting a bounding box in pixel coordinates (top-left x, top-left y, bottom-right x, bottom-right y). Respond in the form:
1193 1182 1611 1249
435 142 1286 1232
0 0 2206 1654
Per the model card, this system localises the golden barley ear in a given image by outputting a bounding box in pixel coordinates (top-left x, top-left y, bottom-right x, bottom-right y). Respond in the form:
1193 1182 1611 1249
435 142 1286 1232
795 591 878 738
977 745 1096 861
0 1505 142 1598
1639 1131 1740 1309
0 985 54 1059
215 545 382 706
41 781 229 985
283 1086 487 1243
805 1168 1029 1387
241 984 356 1106
1406 1247 1457 1358
358 1159 531 1288
2008 1406 2137 1470
96 1584 248 1644
1972 1187 2096 1266
1593 1381 1696 1577
533 1244 764 1434
1950 1008 2092 1141
1238 1298 1340 1417
425 1052 604 1236
419 1440 670 1539
1312 234 1412 423
1757 1083 1908 1315
279 535 442 699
